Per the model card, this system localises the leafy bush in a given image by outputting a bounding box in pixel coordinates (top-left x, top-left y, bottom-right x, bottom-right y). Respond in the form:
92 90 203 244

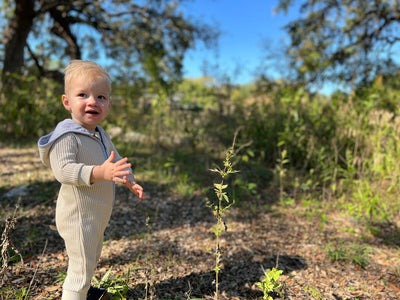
0 73 65 141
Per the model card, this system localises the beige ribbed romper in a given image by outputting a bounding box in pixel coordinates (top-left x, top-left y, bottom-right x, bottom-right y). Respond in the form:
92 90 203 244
48 129 124 300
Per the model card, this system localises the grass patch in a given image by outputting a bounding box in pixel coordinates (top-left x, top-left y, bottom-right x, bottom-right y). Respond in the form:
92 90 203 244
326 241 371 269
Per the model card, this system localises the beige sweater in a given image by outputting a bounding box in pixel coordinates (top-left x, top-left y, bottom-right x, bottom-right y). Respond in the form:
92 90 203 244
38 119 134 204
49 131 116 233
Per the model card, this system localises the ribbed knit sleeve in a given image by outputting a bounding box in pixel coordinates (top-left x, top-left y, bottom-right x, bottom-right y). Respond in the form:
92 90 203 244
49 133 94 186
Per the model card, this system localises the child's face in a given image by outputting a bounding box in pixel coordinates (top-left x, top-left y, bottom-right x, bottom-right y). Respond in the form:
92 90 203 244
62 73 111 132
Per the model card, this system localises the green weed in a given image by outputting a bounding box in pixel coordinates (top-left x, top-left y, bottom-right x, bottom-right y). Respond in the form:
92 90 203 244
175 172 196 198
327 246 348 262
304 285 323 300
207 131 239 300
55 270 67 284
255 267 283 300
326 242 370 268
92 266 134 299
351 244 370 268
0 286 30 300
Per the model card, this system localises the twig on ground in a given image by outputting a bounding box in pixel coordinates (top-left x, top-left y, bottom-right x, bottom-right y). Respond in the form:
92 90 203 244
0 203 24 288
24 239 48 300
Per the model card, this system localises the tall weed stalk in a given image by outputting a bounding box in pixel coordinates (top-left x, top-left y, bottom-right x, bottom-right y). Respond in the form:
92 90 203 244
208 131 239 300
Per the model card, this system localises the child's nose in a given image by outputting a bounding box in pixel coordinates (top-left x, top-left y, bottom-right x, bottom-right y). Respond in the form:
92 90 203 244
87 96 97 105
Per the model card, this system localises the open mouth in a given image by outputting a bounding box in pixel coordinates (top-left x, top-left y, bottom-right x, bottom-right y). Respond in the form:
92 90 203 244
86 110 99 115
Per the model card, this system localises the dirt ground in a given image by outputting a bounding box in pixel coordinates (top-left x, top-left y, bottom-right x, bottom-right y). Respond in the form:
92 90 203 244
1 147 400 299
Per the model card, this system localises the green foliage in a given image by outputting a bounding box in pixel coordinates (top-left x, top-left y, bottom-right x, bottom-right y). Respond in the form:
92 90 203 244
0 286 30 300
175 77 219 110
326 242 370 269
2 60 400 230
0 73 65 141
55 270 67 284
304 285 323 300
1 0 217 87
345 180 392 222
276 0 400 86
92 266 133 298
255 267 283 300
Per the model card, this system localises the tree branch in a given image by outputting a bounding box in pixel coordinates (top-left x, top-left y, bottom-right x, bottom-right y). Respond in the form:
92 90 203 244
49 7 81 59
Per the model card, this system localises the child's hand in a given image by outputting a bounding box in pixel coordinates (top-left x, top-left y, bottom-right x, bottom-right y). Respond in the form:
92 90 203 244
124 180 145 201
91 151 131 183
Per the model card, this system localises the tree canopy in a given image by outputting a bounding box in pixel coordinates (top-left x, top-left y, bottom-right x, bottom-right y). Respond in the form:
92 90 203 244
276 0 400 87
0 0 218 86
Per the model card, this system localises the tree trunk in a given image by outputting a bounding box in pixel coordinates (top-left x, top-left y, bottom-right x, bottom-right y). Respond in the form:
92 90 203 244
2 0 35 77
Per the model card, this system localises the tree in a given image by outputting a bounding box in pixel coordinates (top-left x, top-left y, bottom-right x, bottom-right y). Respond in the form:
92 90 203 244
276 0 400 87
1 0 218 86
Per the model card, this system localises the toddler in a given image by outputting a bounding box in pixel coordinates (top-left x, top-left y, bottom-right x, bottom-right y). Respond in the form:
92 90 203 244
38 60 144 300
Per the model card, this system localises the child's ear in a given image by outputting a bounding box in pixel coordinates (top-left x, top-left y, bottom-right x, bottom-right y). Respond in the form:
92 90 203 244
62 95 71 111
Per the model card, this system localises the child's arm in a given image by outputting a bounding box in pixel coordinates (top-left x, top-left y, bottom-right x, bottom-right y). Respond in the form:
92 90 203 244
49 133 97 186
91 151 131 184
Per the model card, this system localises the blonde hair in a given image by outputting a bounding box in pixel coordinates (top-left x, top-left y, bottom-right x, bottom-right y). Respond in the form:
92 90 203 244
64 60 111 93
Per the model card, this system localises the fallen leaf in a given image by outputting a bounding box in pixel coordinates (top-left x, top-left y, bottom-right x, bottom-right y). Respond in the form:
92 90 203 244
45 285 60 292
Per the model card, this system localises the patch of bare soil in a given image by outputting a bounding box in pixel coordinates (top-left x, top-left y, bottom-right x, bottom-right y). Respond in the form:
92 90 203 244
1 147 400 299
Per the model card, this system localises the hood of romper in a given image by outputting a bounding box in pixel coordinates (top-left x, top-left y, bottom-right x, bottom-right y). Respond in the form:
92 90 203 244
37 119 90 167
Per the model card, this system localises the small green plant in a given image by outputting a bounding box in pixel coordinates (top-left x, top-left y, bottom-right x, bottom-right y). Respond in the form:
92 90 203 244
0 286 30 300
55 270 67 284
304 285 323 300
350 244 370 268
92 266 133 298
92 267 113 289
176 172 196 198
208 131 240 300
255 267 283 300
326 242 370 268
327 244 348 262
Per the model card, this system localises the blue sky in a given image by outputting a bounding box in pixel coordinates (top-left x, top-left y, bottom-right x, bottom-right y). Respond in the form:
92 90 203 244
181 0 299 84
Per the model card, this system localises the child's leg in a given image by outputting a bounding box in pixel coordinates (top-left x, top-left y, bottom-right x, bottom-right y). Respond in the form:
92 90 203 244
57 212 110 300
56 194 112 299
61 226 104 300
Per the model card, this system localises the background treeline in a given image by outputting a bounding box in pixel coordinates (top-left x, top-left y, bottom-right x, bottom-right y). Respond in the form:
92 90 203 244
2 70 400 229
